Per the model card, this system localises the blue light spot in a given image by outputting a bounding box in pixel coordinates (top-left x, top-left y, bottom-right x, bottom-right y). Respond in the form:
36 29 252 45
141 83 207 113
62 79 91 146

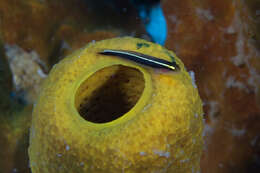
145 4 167 45
135 2 167 45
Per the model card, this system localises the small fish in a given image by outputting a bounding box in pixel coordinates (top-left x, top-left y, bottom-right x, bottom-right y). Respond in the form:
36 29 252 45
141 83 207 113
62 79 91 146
99 49 180 71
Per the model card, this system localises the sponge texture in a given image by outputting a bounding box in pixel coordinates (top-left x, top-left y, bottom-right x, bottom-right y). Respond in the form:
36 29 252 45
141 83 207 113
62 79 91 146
29 37 204 173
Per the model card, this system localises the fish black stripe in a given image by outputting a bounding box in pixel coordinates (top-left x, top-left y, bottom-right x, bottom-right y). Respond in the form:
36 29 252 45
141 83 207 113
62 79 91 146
99 49 180 71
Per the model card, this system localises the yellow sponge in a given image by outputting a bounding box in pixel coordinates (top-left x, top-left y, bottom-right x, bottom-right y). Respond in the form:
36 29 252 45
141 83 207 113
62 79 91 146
28 37 204 173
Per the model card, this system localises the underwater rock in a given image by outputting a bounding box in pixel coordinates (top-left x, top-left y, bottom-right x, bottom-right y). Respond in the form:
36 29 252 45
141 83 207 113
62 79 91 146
0 105 32 173
245 0 260 48
5 44 47 104
0 0 146 67
162 0 260 172
0 38 32 173
55 24 118 54
29 37 204 173
0 38 13 111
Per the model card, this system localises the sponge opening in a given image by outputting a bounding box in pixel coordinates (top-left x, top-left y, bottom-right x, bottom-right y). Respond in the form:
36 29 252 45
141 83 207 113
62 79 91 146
75 65 145 123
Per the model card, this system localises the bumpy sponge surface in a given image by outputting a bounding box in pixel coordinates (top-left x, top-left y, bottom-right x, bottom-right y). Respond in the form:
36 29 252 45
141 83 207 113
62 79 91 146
29 37 204 173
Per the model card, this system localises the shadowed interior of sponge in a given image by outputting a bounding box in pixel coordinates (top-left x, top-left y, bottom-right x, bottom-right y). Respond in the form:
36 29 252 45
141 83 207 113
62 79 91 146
75 65 145 123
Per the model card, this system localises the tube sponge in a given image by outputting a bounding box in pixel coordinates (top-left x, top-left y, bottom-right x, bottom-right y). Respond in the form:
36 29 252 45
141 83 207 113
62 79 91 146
28 37 204 173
